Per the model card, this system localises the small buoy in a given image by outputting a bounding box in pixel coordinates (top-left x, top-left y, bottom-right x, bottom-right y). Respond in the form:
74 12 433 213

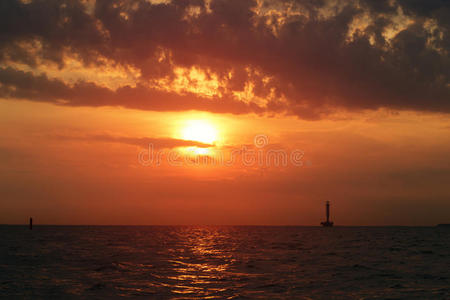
29 217 33 230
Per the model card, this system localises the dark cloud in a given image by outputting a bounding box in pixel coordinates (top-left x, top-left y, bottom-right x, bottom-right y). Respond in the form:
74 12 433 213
0 0 448 118
0 67 263 114
0 0 106 66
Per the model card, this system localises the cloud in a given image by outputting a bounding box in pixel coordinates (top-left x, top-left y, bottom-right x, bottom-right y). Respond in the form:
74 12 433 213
0 67 263 114
50 133 213 149
0 0 448 119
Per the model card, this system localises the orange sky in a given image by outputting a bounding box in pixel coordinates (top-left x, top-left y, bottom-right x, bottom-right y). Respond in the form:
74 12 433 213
1 100 449 225
0 0 449 225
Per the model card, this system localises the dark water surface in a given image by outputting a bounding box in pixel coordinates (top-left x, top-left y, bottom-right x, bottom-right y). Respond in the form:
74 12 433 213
0 226 449 299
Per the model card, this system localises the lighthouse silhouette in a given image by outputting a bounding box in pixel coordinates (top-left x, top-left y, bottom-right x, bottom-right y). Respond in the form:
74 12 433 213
321 201 334 227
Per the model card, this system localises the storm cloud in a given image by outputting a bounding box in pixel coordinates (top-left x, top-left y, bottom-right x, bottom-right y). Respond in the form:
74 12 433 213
0 0 448 118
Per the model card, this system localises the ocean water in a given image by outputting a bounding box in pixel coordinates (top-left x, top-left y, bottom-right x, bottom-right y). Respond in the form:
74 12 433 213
0 226 449 299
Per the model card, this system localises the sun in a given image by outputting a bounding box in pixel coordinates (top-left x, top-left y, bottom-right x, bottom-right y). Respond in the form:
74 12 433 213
181 120 218 145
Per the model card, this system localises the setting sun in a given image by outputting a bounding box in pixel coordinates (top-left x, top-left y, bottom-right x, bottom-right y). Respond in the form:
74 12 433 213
181 120 218 145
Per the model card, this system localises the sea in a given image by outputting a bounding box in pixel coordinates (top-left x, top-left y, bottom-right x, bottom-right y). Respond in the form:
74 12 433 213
0 226 449 299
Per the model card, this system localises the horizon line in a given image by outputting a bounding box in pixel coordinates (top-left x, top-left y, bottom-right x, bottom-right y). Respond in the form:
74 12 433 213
0 224 445 227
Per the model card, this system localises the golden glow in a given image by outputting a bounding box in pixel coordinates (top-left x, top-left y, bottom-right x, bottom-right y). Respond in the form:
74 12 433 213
181 120 218 144
187 147 210 155
179 119 219 156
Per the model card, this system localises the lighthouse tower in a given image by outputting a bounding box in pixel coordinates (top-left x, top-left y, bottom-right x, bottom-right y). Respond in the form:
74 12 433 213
321 201 334 227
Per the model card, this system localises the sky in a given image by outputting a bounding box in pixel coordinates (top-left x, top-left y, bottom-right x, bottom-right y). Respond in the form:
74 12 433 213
0 0 449 225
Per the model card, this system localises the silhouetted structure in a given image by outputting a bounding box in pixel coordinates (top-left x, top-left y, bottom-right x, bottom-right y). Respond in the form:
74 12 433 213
29 217 32 230
321 201 334 227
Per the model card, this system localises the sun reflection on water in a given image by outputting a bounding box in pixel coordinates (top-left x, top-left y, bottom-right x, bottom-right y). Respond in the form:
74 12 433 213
167 227 236 296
